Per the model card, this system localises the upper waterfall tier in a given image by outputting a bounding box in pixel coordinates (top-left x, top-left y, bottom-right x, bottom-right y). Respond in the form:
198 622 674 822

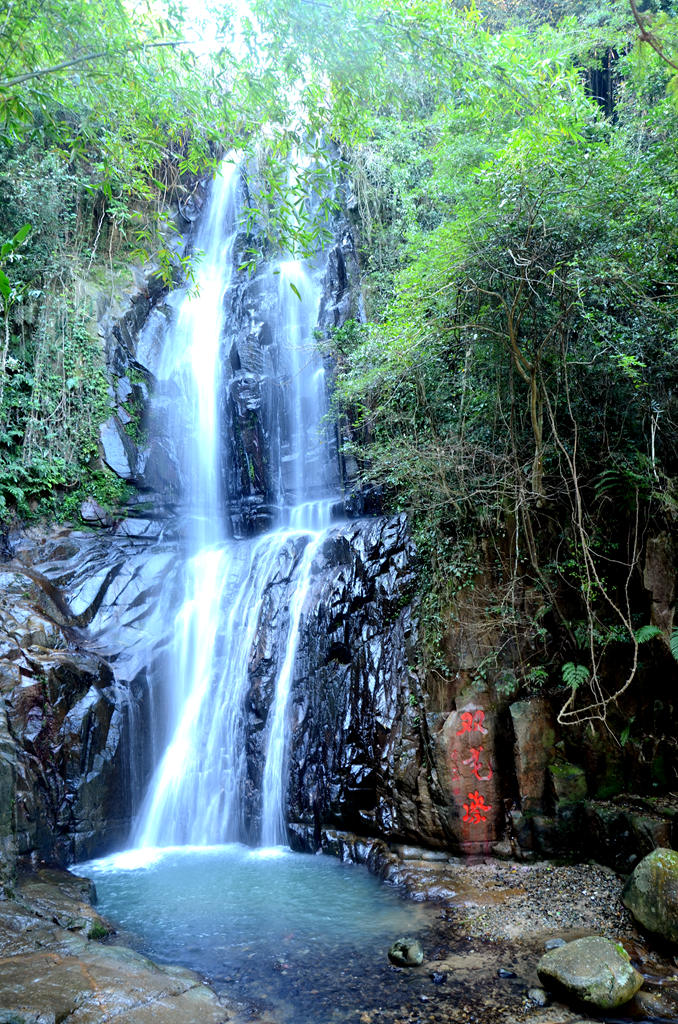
155 161 241 547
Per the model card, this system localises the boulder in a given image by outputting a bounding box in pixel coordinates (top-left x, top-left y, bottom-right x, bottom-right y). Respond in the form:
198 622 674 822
537 936 643 1009
622 847 678 944
527 987 550 1007
388 937 423 967
79 497 113 528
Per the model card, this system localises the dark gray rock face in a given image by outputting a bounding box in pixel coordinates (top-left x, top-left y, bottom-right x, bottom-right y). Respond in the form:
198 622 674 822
285 515 426 843
79 498 113 528
228 511 469 851
0 528 177 867
317 225 363 333
225 373 283 537
228 515 423 843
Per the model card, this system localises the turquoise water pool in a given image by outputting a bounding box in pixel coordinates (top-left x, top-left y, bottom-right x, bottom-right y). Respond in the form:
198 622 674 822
79 844 433 1022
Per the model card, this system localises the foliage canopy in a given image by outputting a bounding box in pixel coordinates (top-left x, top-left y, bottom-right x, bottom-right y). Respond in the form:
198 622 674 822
0 0 677 724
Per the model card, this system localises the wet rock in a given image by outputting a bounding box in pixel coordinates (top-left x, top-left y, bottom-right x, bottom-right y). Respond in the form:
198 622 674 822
0 701 17 890
527 987 550 1007
0 527 174 869
225 373 282 528
537 936 643 1009
116 376 133 404
99 414 137 480
388 938 424 967
0 1012 55 1024
631 987 678 1019
134 305 171 376
622 847 678 943
580 800 673 874
80 497 113 528
317 228 362 332
113 517 164 540
497 968 517 978
395 845 448 862
137 439 181 495
284 515 433 849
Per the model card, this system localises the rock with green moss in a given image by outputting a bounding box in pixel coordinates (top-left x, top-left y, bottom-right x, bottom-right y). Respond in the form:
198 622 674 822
550 761 587 807
537 936 643 1009
388 937 423 966
622 847 678 944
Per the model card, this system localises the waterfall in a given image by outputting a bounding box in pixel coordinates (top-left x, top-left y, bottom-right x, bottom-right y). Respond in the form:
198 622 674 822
157 161 240 546
134 159 338 849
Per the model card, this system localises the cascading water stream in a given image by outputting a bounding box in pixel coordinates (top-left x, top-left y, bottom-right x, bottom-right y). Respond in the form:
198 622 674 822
260 527 326 846
157 160 240 546
134 158 338 850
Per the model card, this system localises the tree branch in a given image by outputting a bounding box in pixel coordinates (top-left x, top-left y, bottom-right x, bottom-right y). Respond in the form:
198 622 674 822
629 0 678 73
0 38 212 89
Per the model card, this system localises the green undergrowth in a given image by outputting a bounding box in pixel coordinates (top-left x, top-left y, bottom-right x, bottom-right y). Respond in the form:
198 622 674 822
325 0 678 722
0 143 154 525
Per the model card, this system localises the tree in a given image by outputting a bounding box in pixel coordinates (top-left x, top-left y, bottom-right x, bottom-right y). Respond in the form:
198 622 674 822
263 0 678 722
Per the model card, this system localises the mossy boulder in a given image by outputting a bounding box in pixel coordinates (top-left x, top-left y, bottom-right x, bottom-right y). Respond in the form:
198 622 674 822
388 937 424 966
537 936 643 1009
622 847 678 944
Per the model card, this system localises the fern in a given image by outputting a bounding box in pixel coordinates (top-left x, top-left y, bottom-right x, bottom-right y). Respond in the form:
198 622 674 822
635 624 662 644
561 662 590 690
671 628 678 664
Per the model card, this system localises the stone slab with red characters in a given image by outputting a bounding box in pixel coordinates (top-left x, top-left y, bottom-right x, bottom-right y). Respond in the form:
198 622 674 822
434 703 502 854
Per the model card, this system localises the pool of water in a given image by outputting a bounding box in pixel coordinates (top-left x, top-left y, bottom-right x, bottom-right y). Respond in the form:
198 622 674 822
79 844 435 1023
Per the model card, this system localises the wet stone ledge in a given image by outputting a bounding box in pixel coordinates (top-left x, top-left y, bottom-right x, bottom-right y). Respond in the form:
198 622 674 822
0 869 233 1024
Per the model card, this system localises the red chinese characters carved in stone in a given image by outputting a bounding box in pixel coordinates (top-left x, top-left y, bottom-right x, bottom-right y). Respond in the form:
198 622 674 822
463 745 493 782
462 789 492 824
456 709 488 736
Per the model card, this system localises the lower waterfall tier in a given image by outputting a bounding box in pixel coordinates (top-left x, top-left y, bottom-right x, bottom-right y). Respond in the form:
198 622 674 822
2 515 676 882
0 514 421 869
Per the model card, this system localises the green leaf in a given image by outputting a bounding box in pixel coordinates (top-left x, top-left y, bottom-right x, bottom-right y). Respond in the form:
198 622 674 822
670 628 678 664
288 281 302 301
12 223 31 246
635 624 662 644
561 662 590 690
0 270 10 302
